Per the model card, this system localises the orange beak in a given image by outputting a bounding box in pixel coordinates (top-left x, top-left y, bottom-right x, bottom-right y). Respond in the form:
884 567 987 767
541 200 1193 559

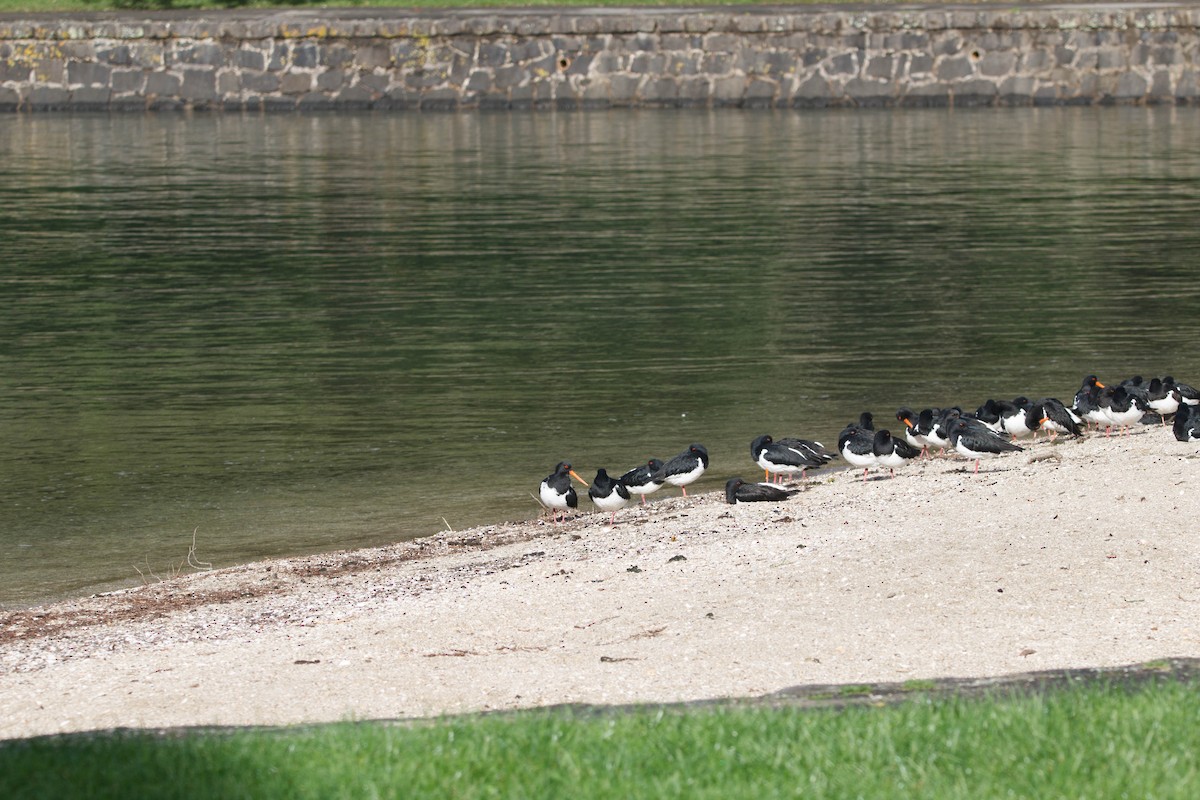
1039 417 1050 427
1096 380 1105 388
569 470 589 487
902 417 913 428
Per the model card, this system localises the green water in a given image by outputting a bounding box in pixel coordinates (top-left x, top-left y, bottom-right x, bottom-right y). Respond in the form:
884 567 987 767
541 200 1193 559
2 107 1198 607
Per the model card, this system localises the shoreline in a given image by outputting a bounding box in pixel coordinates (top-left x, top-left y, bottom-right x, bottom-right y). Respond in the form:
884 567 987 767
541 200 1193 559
2 427 1199 740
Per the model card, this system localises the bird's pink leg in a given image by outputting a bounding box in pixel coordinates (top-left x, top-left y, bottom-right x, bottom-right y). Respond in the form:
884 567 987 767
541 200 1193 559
974 459 980 474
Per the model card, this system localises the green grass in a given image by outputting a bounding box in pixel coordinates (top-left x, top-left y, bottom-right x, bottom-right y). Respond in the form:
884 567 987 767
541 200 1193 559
3 680 1200 799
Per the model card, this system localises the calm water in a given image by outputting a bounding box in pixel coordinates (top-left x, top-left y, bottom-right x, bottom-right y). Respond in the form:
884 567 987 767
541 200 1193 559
2 107 1199 607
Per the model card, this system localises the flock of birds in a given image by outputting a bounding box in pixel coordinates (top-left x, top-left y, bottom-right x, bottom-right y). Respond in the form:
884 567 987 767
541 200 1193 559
538 373 1200 524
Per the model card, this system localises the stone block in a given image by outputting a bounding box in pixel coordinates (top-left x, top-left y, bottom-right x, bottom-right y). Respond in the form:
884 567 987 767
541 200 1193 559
978 51 1016 77
1097 49 1125 70
177 43 224 67
355 72 390 93
464 69 491 93
0 63 31 82
321 45 354 68
826 52 857 76
908 54 934 76
217 70 239 95
292 43 320 69
0 87 18 111
640 76 679 104
356 45 392 70
26 86 71 110
70 86 112 109
67 61 112 87
96 45 132 66
865 55 893 80
1149 70 1172 100
477 42 508 67
953 79 999 106
936 55 973 81
144 72 181 96
844 77 893 101
180 69 217 101
242 71 280 93
280 71 312 95
234 48 266 71
111 69 145 93
999 75 1036 99
1177 69 1200 100
316 68 346 92
598 72 632 102
1019 49 1052 72
1114 72 1148 99
712 75 746 102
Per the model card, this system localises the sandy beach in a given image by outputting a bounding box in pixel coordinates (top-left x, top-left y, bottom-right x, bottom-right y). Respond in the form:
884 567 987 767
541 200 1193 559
2 425 1198 740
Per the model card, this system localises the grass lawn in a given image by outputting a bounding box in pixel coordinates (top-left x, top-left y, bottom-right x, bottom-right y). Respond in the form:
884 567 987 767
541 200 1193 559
2 679 1199 799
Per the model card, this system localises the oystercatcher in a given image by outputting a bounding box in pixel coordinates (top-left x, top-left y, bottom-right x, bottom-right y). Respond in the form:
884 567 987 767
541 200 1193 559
916 408 947 455
948 418 1024 474
896 408 930 455
725 477 800 504
1000 397 1039 441
872 429 921 477
973 400 1004 433
619 458 665 506
750 434 834 483
588 468 631 524
1173 404 1200 441
1162 376 1199 406
838 422 878 481
1099 386 1149 437
1073 375 1107 431
653 443 709 497
1032 397 1082 440
1145 378 1181 424
539 462 588 523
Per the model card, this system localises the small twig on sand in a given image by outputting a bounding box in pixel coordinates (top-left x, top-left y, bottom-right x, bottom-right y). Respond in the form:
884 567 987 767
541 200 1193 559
441 517 454 533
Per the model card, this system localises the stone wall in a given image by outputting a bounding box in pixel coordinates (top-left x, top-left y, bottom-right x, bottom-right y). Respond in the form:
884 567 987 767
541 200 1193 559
0 4 1198 111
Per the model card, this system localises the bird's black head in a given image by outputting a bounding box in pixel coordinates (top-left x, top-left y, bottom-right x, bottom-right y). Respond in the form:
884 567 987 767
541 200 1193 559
858 412 874 430
724 477 745 504
647 458 664 471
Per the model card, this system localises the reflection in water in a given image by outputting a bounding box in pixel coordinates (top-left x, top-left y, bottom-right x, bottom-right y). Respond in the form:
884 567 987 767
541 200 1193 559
2 108 1198 606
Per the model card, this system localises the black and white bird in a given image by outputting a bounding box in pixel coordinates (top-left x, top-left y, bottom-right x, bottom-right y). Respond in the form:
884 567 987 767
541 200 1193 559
838 421 878 481
1163 376 1200 406
619 458 665 506
998 397 1039 441
750 434 834 483
725 477 800 505
1099 386 1149 437
539 461 588 523
1145 378 1182 423
948 418 1024 474
653 443 709 497
588 468 631 524
1173 404 1200 442
973 400 1004 434
1073 375 1109 430
1031 397 1082 440
872 429 921 477
896 408 931 455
